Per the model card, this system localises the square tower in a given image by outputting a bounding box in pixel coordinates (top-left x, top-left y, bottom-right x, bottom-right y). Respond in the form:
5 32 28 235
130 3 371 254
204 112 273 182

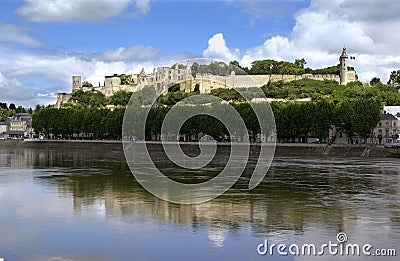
72 76 82 91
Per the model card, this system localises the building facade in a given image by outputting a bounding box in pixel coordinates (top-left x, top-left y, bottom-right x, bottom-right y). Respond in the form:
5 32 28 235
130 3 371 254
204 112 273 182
373 112 398 144
0 113 33 139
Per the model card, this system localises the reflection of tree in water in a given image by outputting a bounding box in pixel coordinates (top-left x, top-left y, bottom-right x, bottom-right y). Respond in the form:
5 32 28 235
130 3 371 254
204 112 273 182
29 146 400 240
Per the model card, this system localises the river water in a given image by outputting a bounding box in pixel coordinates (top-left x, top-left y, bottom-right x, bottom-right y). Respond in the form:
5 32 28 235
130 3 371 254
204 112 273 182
0 145 399 260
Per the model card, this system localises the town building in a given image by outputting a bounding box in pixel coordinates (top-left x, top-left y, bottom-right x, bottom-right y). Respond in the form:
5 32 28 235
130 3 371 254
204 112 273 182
55 48 356 108
0 121 9 139
0 113 33 139
372 112 398 144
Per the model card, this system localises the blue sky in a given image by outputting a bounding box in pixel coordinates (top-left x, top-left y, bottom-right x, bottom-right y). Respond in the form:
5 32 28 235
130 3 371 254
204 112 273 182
1 0 400 107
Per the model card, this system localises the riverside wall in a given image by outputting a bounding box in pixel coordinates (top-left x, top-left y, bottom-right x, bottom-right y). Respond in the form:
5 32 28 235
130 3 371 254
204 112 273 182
0 140 394 158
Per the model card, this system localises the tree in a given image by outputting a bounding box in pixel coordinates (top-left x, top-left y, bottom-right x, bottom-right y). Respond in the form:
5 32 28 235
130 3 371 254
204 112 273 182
311 100 334 141
168 83 181 92
370 77 381 86
16 106 26 113
35 104 44 112
295 58 307 69
228 60 247 75
120 74 132 85
191 62 199 78
352 99 380 140
388 70 400 85
9 103 16 110
108 90 133 106
71 89 106 107
82 81 93 87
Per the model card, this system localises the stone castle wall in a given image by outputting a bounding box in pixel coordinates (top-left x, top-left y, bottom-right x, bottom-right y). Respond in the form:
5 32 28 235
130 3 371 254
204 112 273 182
56 49 355 108
180 73 341 93
55 93 72 109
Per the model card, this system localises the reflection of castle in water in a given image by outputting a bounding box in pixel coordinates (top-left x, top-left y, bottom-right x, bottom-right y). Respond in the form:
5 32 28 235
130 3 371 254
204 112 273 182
3 146 399 247
51 165 362 246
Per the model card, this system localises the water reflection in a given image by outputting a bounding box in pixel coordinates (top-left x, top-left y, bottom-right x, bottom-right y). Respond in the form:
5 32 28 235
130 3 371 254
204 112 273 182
0 146 399 260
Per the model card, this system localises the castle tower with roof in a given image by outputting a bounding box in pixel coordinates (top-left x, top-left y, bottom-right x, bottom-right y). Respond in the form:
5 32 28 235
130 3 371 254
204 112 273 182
339 47 349 85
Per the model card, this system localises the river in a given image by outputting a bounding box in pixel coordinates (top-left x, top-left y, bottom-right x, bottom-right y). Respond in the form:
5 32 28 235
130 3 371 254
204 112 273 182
0 144 399 260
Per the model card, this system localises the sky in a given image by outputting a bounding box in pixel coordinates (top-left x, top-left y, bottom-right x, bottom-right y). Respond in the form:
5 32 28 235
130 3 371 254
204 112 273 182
1 0 400 108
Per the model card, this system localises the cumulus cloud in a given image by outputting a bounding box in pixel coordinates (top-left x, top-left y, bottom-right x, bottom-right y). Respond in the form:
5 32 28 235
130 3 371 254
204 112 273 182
0 72 38 106
0 23 41 47
16 0 151 22
204 0 400 83
203 33 239 62
0 43 165 107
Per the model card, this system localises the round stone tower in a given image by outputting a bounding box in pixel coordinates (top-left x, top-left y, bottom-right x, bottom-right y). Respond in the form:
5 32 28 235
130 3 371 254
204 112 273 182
339 47 348 85
72 76 82 91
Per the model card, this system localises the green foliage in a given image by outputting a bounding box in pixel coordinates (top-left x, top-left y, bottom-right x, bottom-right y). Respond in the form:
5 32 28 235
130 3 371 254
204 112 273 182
168 83 181 92
108 90 133 106
333 99 380 139
228 60 248 75
271 98 381 142
333 81 400 105
211 88 244 101
70 89 106 107
295 58 306 69
0 108 15 121
82 81 93 87
191 61 231 76
260 78 400 106
388 70 400 85
157 91 192 106
370 77 381 86
249 59 306 75
262 79 339 100
32 107 125 139
0 103 8 110
309 65 340 75
128 86 157 107
119 74 132 85
0 102 27 121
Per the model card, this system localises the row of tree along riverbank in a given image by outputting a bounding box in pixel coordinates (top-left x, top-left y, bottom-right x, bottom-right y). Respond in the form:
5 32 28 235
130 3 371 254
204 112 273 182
32 98 380 143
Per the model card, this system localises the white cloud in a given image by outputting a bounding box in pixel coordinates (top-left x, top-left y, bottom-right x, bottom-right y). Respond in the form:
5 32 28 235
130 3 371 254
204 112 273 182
203 33 239 62
0 43 165 107
16 0 151 22
241 35 291 67
203 0 400 83
0 72 38 106
103 45 161 62
0 23 41 47
132 0 151 17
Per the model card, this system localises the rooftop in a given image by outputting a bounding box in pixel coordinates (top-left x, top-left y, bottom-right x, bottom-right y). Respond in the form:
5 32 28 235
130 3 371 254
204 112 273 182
380 113 398 121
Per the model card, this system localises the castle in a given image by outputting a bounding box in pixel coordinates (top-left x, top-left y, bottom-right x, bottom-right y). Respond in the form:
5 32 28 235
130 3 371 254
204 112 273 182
55 48 356 108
